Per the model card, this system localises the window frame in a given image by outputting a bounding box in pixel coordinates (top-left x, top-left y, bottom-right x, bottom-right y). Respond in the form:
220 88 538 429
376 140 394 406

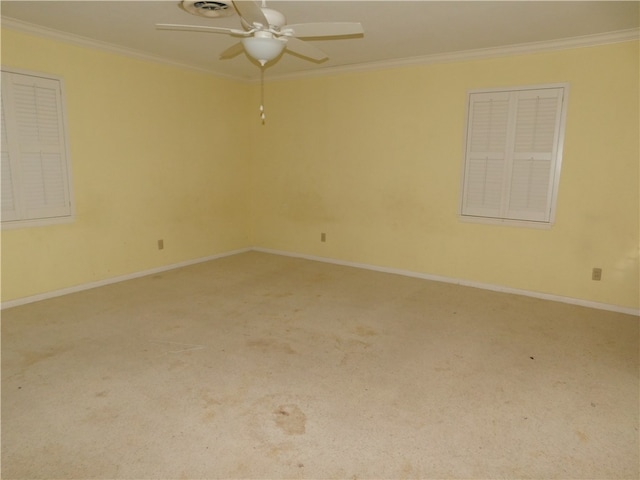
458 83 569 229
1 67 75 230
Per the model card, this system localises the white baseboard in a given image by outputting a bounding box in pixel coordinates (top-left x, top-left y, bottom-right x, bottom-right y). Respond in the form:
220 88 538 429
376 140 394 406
253 247 640 317
1 247 252 310
3 246 638 316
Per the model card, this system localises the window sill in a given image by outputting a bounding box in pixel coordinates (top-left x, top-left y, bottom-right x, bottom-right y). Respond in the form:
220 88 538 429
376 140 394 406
2 215 75 230
459 214 553 230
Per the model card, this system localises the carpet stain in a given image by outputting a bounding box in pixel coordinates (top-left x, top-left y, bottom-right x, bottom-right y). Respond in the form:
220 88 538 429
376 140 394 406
434 366 451 372
401 460 419 477
203 410 217 422
333 335 372 350
263 292 293 298
274 404 306 435
247 339 297 355
267 444 293 458
169 359 188 371
576 430 589 443
200 391 224 421
200 389 249 423
336 335 373 366
83 406 120 424
353 325 378 337
21 346 72 368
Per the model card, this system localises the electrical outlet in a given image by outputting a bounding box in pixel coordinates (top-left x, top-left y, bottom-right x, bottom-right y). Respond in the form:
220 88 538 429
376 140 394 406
592 267 602 281
158 239 164 250
321 233 326 242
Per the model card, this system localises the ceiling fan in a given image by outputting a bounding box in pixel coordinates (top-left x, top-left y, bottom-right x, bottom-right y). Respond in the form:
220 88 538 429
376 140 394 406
156 0 364 66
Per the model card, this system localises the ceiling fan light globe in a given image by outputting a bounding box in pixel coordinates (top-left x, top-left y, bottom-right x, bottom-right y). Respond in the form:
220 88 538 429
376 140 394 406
242 37 285 65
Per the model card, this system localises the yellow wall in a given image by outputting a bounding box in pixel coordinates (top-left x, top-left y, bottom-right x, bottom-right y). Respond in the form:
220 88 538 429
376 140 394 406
1 29 252 301
251 41 639 310
2 27 638 311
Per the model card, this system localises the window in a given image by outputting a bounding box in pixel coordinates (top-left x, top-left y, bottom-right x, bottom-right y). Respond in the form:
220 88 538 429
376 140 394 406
1 68 74 228
460 84 568 226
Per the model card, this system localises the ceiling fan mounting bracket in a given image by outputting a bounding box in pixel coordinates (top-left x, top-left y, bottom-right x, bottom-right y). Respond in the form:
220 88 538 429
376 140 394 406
180 0 234 18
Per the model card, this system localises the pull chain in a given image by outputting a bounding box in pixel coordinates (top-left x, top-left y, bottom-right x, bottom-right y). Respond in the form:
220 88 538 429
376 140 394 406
259 67 266 125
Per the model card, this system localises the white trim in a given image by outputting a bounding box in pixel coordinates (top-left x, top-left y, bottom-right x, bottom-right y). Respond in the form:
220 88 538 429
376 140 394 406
2 16 637 82
264 28 640 82
253 248 640 317
0 17 243 82
3 246 638 316
458 215 552 229
1 214 75 230
466 82 571 95
0 248 252 310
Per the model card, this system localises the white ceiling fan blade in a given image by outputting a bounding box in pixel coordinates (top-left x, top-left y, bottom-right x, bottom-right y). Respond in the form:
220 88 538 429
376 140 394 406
220 42 245 59
285 37 328 62
156 23 249 36
284 22 364 38
232 0 268 28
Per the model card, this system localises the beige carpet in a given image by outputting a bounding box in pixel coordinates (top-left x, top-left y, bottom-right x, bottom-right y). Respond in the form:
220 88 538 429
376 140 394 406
2 251 638 479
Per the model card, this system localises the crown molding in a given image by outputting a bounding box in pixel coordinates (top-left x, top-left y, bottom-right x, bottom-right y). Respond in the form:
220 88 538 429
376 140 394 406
0 16 245 82
266 28 640 82
2 16 638 84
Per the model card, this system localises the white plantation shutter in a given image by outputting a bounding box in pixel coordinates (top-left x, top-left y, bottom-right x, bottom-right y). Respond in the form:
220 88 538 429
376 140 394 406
1 101 19 221
461 85 567 225
462 92 510 218
507 89 564 221
1 70 73 226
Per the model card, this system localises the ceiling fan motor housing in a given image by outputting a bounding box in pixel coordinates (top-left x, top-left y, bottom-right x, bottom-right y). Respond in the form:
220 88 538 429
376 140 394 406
260 8 286 29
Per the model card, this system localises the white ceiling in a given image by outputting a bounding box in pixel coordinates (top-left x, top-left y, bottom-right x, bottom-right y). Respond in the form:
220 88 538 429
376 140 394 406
2 1 639 81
